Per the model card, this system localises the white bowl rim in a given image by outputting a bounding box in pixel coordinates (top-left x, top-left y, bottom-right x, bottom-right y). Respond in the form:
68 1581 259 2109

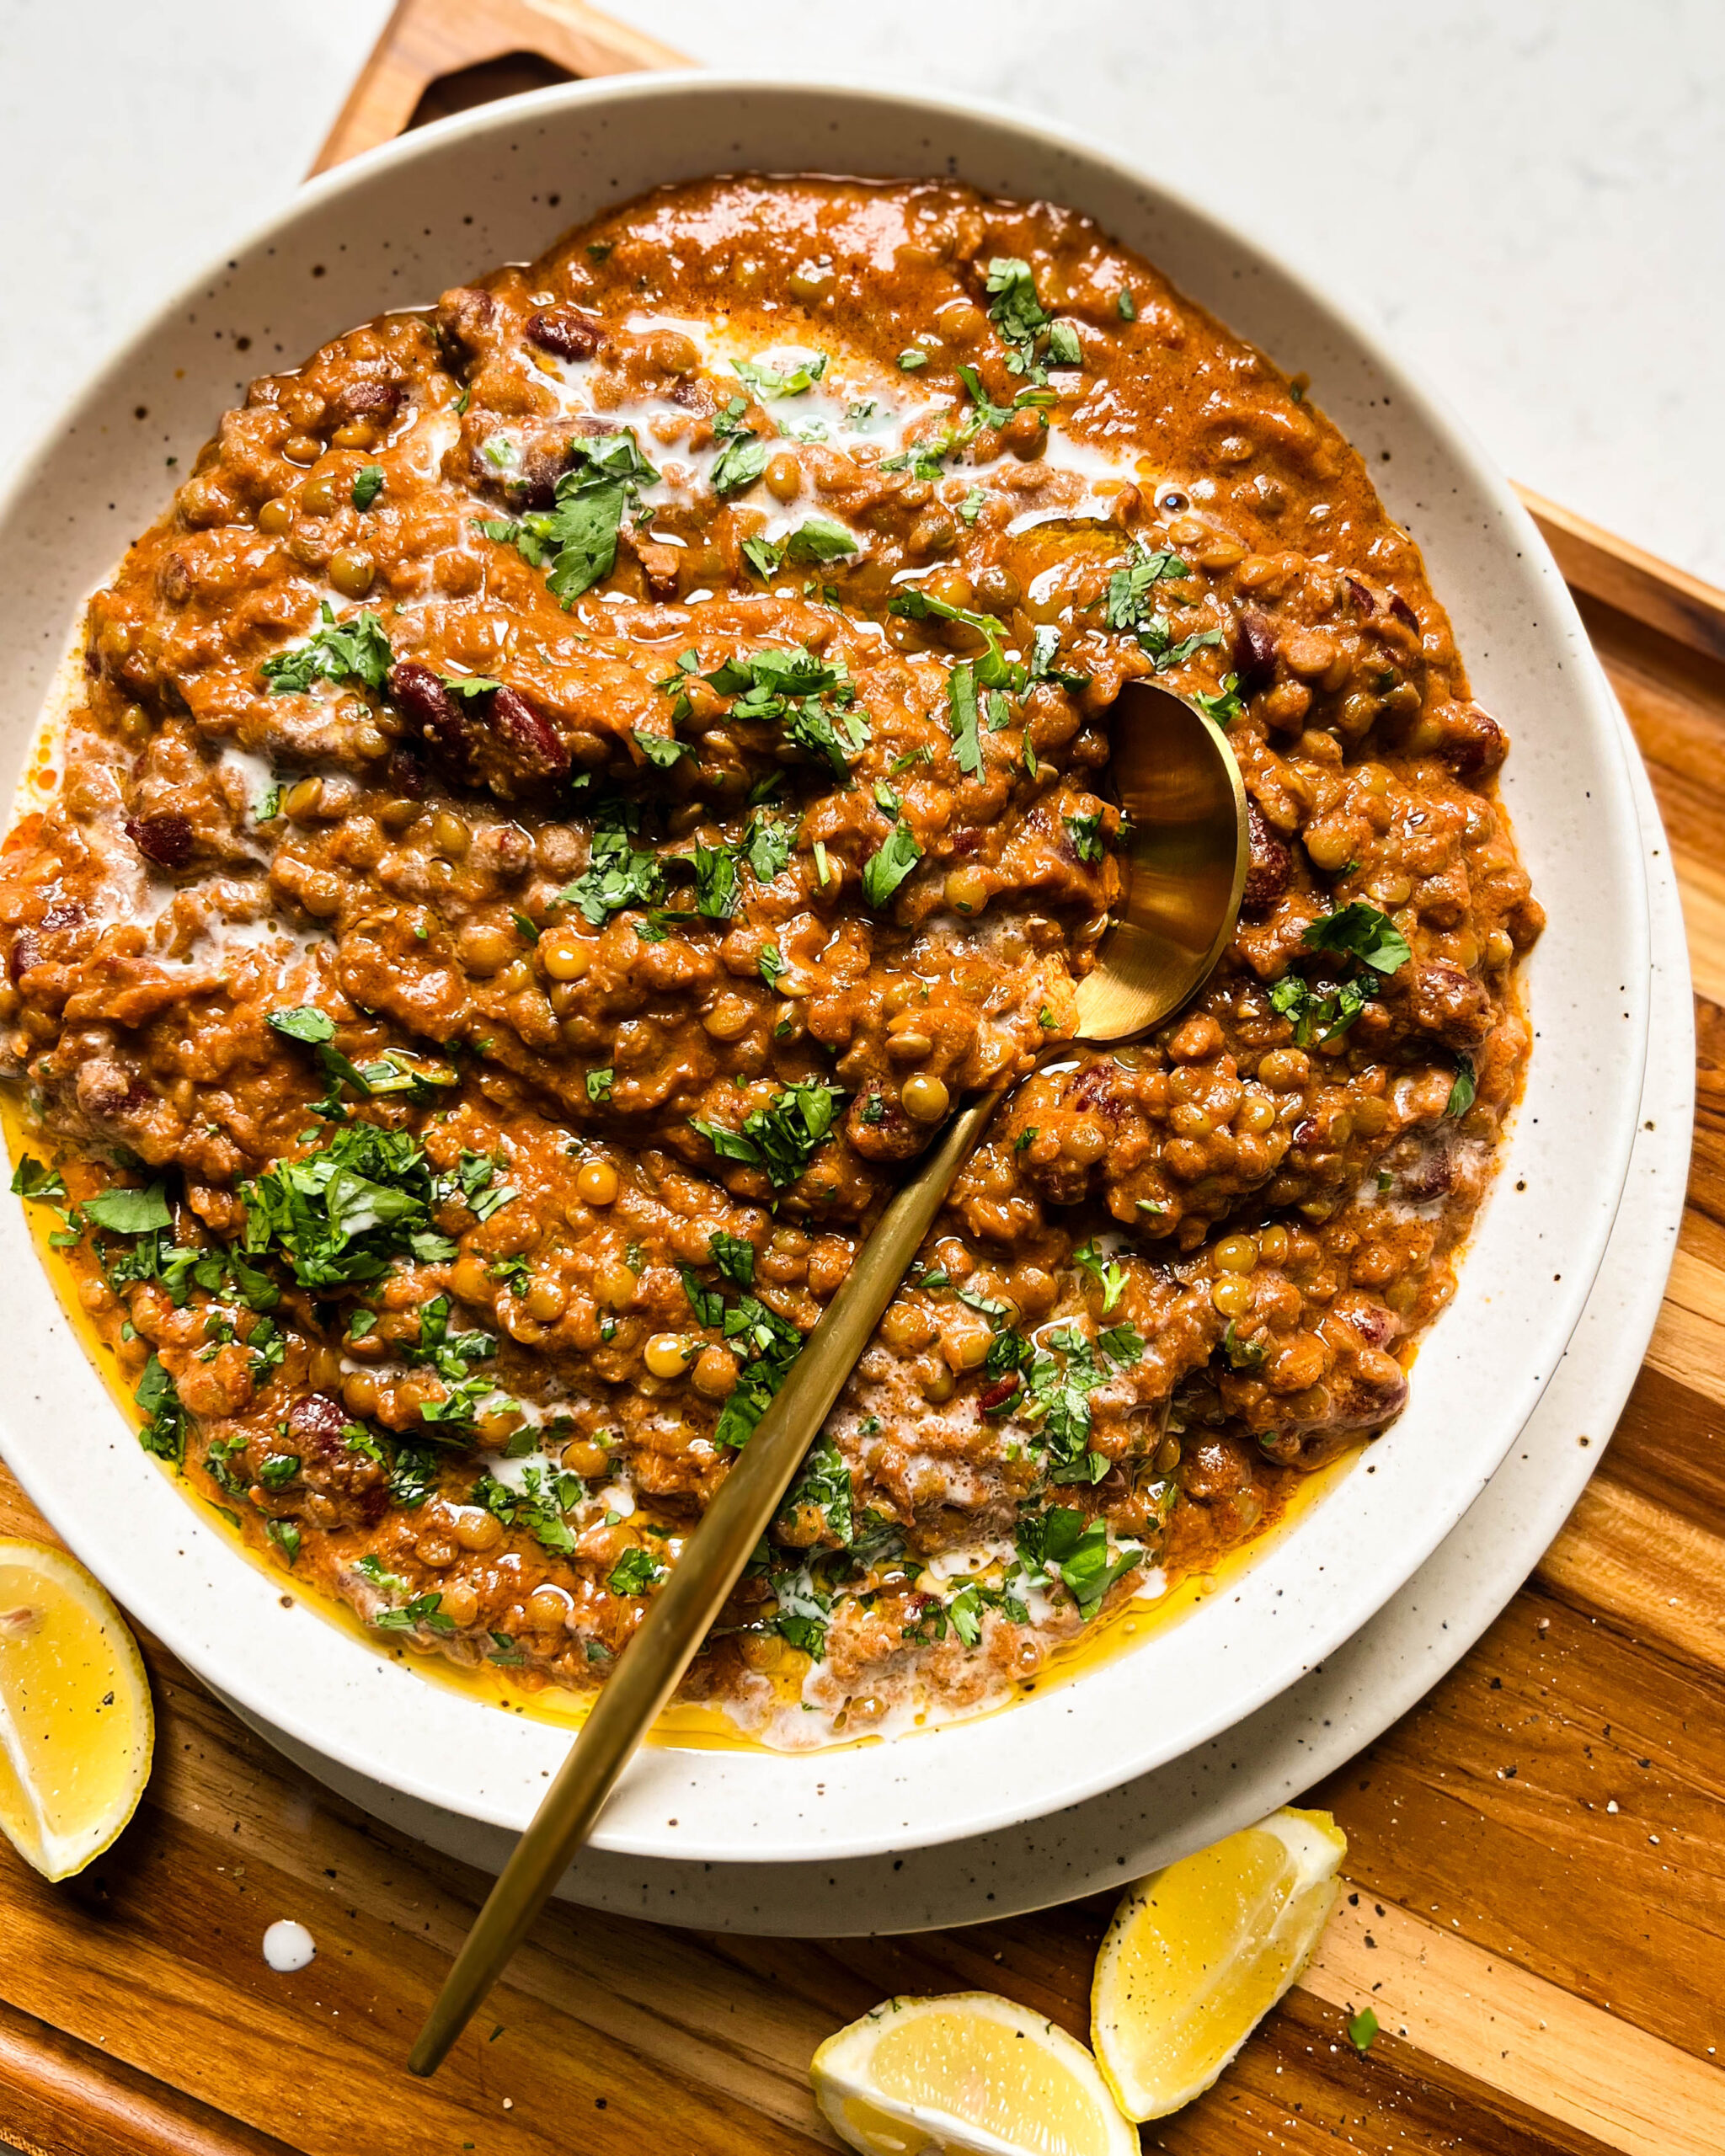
0 71 1649 1861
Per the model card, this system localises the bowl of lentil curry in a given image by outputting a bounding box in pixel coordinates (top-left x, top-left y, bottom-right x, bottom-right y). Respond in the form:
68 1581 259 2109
0 78 1648 1858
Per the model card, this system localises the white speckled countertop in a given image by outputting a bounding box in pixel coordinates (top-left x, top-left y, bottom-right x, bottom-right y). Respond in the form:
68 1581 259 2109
1 0 1717 580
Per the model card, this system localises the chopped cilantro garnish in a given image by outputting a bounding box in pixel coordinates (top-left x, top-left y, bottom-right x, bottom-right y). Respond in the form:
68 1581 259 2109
239 1122 491 1291
264 1518 301 1565
260 602 393 695
947 661 985 778
83 1183 173 1235
1445 1054 1477 1118
984 257 1066 383
733 351 827 398
556 802 665 926
1028 623 1091 691
350 465 385 510
472 1465 584 1556
1193 676 1245 726
476 430 658 603
1303 902 1413 975
1015 1504 1140 1621
741 518 859 579
704 645 868 779
862 818 922 910
889 586 1023 691
607 1545 665 1597
779 1434 853 1546
691 1081 846 1190
632 728 692 769
9 1155 66 1202
708 1229 756 1288
710 397 768 495
135 1353 185 1465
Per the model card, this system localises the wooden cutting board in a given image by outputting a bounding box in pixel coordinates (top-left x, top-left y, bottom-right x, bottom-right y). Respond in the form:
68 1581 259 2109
5 7 1725 2152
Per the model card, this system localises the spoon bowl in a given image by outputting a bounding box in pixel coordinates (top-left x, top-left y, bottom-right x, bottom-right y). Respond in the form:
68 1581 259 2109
1075 680 1251 1041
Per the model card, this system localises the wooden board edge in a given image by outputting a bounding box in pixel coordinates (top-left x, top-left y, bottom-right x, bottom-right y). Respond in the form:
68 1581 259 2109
309 0 690 175
1515 486 1725 668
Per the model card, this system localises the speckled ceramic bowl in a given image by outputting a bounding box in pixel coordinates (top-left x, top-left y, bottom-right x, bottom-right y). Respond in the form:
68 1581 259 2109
0 75 1648 1862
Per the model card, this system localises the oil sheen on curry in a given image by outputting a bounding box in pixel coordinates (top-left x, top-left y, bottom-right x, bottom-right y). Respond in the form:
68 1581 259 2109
0 177 1540 1748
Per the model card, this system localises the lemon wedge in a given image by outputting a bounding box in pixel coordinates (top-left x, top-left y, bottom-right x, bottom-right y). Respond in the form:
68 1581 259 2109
811 1991 1137 2156
0 1538 153 1881
1091 1805 1346 2120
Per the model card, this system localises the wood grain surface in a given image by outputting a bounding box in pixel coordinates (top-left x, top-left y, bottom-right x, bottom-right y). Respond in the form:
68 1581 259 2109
6 8 1725 2150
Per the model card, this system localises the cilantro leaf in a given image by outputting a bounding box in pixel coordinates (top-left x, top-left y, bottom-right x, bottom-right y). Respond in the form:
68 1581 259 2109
1028 624 1091 691
261 603 393 694
472 1465 583 1556
985 257 1053 376
779 1434 853 1546
1445 1054 1477 1118
733 351 827 398
889 586 1023 691
10 1155 66 1202
710 398 769 495
607 1545 665 1597
266 1006 335 1046
741 518 860 579
633 728 692 769
690 1081 846 1190
477 431 658 605
558 803 665 926
1016 1505 1139 1621
350 465 385 510
744 812 798 883
947 661 985 777
862 819 923 910
83 1183 173 1235
1303 902 1413 976
707 647 868 779
135 1353 185 1464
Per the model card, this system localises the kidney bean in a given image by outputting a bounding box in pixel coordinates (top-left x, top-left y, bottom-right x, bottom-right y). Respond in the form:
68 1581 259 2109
287 1392 350 1457
1234 607 1278 691
1399 958 1493 1049
388 661 472 761
434 285 497 365
490 685 569 779
1440 703 1507 778
329 376 403 426
1242 798 1292 910
126 811 194 869
525 305 605 361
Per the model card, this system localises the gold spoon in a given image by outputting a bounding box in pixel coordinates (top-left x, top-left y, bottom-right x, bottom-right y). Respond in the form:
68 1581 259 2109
407 679 1248 2075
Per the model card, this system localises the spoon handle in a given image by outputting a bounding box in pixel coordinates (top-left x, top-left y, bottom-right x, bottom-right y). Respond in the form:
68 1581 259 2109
408 1078 1009 2075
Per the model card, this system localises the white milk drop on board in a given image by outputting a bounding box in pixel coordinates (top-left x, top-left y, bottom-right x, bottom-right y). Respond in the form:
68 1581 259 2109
262 1919 316 1972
